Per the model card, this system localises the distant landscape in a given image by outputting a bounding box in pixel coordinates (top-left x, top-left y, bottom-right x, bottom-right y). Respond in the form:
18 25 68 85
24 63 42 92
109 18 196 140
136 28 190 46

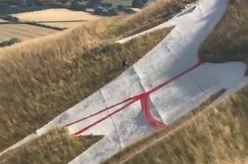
0 0 150 17
0 0 151 46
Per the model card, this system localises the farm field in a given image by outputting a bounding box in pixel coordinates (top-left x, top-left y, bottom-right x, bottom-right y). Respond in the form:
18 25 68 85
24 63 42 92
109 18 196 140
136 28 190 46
0 23 58 42
13 9 102 28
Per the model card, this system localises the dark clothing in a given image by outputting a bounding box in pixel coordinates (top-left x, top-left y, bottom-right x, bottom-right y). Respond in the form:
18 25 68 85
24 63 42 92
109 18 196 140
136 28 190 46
122 60 129 68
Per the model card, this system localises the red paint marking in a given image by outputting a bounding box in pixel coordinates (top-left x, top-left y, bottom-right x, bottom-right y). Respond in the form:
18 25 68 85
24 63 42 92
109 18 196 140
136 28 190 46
67 59 204 135
147 60 204 94
140 93 165 129
65 97 136 127
72 100 137 136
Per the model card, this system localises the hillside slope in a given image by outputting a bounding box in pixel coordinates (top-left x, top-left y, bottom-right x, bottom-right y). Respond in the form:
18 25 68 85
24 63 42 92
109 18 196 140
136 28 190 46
2 0 246 164
0 0 195 153
104 0 248 164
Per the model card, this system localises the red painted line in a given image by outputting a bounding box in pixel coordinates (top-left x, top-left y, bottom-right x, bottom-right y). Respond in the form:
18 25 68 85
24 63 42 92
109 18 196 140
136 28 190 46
72 99 137 136
142 60 204 129
65 96 136 127
140 94 156 128
66 59 204 135
147 60 204 94
140 93 165 129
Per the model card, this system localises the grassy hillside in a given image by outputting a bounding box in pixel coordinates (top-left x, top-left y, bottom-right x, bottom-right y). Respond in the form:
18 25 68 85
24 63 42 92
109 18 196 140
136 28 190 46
0 26 172 151
114 0 197 36
104 0 248 164
0 0 197 152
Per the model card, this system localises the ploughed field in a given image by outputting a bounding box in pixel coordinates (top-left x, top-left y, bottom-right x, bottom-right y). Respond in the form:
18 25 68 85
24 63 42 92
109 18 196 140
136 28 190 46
0 22 58 42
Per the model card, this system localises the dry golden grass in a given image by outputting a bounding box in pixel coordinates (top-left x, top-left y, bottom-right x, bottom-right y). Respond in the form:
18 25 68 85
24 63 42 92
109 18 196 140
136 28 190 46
113 0 197 36
105 0 248 164
0 128 102 164
103 89 226 164
114 88 248 164
0 0 194 153
0 0 194 158
0 26 172 152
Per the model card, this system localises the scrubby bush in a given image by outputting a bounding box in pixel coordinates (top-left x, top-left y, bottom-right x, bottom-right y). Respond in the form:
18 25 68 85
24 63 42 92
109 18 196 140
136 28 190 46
131 0 144 8
33 1 43 6
0 2 9 8
0 1 17 5
26 0 34 7
0 3 10 14
25 21 66 30
105 8 118 16
70 0 78 8
29 6 35 11
2 15 19 22
32 6 42 11
101 2 112 8
70 4 87 11
46 2 65 8
93 7 103 15
18 0 28 7
86 0 102 8
0 41 9 47
117 4 125 11
60 0 68 4
141 0 148 4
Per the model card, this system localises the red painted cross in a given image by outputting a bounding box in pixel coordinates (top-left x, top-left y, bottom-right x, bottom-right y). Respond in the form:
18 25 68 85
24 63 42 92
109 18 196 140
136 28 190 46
66 60 204 136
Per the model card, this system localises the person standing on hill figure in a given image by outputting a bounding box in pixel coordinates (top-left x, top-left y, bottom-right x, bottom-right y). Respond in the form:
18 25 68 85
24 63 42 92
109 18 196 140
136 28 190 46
122 59 129 69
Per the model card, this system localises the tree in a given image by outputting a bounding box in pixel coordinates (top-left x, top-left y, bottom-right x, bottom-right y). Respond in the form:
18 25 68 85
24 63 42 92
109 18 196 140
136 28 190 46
131 0 144 8
141 0 148 4
26 0 34 6
93 7 103 15
70 0 78 9
18 0 28 7
60 0 68 4
86 0 101 8
0 3 10 15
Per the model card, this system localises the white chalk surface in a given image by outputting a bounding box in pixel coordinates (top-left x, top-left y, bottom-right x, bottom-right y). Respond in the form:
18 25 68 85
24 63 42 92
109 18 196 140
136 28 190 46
1 1 247 164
